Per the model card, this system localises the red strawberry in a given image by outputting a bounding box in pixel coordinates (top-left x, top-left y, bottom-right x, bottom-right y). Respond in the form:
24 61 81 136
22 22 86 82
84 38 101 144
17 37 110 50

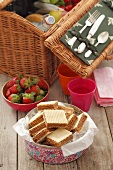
37 78 48 90
9 84 22 94
25 85 40 96
22 92 35 104
64 0 71 4
73 2 78 7
65 4 73 11
6 76 19 88
25 88 31 93
59 5 65 10
8 94 21 103
5 89 11 97
71 0 80 3
20 77 32 89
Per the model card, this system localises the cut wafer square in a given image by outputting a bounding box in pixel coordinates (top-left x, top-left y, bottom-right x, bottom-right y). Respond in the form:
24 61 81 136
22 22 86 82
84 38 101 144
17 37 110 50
65 114 78 131
32 127 50 143
29 120 46 136
29 111 44 127
58 105 74 114
43 109 68 128
46 129 73 147
65 112 73 119
37 101 58 111
72 113 88 133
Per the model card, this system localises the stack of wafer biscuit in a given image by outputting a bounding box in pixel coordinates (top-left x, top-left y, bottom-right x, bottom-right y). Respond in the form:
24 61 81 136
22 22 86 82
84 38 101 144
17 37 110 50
28 101 88 147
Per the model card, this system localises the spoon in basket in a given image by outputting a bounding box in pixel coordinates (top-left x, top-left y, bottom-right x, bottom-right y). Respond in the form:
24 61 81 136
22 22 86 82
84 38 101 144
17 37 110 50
85 31 109 58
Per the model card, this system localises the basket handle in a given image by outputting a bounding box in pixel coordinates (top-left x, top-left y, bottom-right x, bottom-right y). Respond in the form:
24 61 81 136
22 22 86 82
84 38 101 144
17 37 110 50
105 41 113 60
0 0 13 10
105 50 113 60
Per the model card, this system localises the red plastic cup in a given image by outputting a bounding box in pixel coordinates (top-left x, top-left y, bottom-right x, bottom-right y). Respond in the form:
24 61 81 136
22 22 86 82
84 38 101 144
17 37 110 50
57 64 80 95
68 78 96 112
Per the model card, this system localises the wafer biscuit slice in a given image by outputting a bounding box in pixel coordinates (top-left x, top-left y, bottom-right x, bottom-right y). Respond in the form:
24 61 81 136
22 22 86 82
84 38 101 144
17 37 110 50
58 105 74 114
43 109 68 128
46 129 73 147
29 120 46 136
65 112 73 119
29 111 44 127
32 127 50 143
72 113 88 133
65 114 78 131
37 101 58 111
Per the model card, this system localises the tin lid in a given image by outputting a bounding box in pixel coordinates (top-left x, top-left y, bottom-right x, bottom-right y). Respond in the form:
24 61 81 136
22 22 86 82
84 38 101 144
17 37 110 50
44 16 55 25
0 0 13 10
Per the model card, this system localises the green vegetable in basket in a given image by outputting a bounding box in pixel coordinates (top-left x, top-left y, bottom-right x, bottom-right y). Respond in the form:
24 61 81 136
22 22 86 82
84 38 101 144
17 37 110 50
50 0 59 4
40 0 51 3
55 0 65 6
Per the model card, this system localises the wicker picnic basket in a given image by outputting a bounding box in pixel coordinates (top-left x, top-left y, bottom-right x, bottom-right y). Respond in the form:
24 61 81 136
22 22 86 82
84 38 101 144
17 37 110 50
0 0 88 85
44 0 113 79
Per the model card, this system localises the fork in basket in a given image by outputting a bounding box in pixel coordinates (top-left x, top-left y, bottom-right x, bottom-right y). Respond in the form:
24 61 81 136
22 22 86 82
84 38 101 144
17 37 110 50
67 10 100 46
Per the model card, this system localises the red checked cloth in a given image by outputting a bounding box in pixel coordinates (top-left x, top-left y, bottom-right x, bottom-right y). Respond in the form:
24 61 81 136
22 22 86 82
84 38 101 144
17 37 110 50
93 67 113 107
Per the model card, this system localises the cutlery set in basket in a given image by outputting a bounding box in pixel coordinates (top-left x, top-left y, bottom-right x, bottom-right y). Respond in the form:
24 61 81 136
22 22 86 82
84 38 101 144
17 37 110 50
60 0 113 65
45 0 113 78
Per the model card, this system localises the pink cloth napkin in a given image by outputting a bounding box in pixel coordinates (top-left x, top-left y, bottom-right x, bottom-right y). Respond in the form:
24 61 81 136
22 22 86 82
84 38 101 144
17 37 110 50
93 67 113 107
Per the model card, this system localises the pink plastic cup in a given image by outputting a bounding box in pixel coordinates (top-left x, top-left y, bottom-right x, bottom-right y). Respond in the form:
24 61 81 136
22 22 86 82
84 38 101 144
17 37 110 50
68 78 96 112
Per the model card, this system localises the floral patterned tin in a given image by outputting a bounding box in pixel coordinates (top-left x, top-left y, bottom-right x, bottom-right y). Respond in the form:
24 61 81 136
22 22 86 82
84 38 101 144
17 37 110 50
25 140 88 164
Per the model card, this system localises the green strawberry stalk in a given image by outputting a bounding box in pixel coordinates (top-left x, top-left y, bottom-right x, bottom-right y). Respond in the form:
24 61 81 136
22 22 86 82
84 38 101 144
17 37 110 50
22 92 36 104
32 77 39 85
35 95 44 102
25 85 40 96
8 94 21 103
20 77 33 89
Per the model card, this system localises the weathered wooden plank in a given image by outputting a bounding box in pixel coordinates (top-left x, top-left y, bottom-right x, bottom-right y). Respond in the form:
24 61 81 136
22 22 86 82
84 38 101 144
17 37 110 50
77 100 113 170
105 106 113 138
47 78 68 103
44 162 78 170
0 74 17 170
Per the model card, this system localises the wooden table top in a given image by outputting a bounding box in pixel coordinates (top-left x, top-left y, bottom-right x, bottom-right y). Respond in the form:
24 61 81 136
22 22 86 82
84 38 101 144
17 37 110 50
0 60 113 170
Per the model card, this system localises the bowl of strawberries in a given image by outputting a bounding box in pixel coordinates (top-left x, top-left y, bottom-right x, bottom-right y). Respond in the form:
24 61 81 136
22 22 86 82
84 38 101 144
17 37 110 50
1 75 49 112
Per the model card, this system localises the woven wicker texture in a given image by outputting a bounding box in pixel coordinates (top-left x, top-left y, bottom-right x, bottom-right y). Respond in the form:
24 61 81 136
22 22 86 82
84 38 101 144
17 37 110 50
0 0 13 10
0 0 87 85
44 0 113 78
0 10 60 85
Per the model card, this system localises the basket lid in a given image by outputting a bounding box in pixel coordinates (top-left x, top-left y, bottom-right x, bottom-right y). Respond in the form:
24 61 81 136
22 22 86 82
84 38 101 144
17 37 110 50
0 0 13 10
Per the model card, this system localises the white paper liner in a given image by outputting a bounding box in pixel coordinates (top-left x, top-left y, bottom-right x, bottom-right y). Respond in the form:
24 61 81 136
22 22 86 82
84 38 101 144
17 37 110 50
13 102 99 157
